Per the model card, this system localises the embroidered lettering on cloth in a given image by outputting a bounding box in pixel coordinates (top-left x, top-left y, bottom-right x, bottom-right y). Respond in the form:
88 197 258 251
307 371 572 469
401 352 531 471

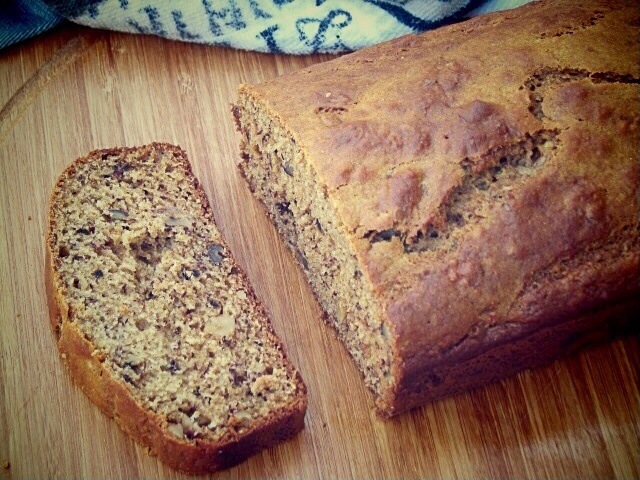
1 0 533 53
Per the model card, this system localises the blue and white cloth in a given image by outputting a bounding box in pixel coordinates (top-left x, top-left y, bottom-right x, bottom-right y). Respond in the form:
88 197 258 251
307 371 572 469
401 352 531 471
0 0 532 53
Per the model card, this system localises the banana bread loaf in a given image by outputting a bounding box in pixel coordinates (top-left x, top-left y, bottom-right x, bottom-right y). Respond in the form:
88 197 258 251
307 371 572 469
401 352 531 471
46 143 307 473
234 0 640 416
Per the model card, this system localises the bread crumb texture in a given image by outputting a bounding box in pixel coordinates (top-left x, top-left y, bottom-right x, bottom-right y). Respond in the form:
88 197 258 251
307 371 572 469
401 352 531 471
48 144 303 445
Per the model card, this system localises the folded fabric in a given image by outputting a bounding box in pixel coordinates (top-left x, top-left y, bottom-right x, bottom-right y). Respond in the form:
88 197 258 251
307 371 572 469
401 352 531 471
1 0 533 53
0 0 64 49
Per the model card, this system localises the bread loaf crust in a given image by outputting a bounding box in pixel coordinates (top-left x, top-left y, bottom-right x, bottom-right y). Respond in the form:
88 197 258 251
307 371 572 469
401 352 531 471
236 0 640 415
46 143 306 473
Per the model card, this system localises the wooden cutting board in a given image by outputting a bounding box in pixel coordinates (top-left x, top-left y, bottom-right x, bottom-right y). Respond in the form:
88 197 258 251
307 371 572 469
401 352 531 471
0 24 638 479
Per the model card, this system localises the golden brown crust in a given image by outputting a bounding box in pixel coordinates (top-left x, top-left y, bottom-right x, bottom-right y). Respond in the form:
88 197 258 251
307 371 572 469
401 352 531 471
238 0 640 415
46 143 306 474
383 297 640 416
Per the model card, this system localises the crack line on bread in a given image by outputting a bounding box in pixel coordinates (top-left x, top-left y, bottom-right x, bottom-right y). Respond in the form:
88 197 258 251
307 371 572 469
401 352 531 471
364 129 560 253
513 228 639 309
538 8 606 39
523 68 640 120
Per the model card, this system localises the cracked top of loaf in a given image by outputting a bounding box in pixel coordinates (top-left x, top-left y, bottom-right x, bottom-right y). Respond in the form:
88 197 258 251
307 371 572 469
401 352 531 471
240 0 639 367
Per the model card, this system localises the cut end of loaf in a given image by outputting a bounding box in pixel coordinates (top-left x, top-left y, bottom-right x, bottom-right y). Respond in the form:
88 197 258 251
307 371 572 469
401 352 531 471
234 96 397 413
46 143 306 473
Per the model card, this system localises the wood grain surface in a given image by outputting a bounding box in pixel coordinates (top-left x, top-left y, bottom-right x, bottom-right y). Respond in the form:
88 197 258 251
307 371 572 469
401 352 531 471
0 24 638 479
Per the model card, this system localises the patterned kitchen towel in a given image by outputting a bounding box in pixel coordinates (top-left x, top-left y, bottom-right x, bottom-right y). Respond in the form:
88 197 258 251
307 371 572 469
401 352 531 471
0 0 533 53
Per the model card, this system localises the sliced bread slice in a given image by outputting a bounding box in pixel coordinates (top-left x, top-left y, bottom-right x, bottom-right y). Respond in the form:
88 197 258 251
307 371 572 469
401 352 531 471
46 143 306 474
